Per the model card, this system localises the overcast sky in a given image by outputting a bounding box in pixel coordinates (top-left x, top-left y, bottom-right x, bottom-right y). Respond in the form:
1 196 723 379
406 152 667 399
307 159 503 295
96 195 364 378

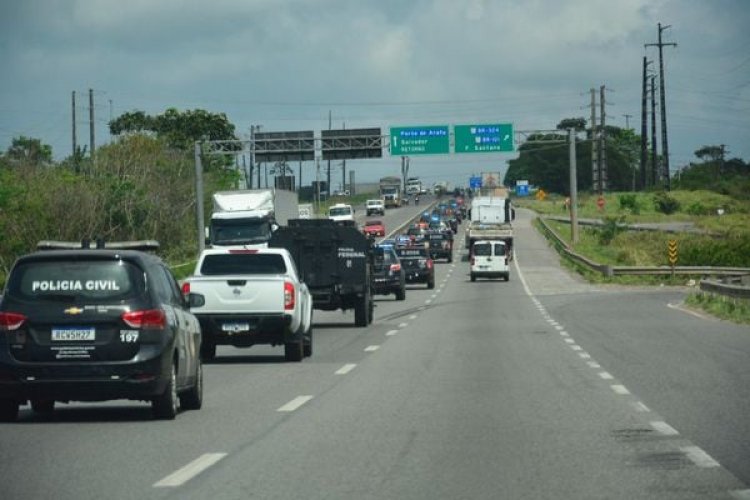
1 0 748 188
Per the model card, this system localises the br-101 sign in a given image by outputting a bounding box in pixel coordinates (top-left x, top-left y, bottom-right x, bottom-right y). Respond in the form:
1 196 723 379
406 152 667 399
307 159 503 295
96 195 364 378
454 124 514 153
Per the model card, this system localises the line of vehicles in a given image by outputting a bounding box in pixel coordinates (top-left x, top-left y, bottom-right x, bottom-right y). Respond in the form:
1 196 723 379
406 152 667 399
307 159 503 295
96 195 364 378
0 184 515 422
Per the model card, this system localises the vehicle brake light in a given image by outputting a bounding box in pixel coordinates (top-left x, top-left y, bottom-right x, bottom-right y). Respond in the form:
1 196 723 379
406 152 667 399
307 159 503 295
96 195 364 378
0 312 27 331
121 309 166 330
390 263 402 273
228 249 259 254
284 281 295 311
181 281 190 295
426 259 433 270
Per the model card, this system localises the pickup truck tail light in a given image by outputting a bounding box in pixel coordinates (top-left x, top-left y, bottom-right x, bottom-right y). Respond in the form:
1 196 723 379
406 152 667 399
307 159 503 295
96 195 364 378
284 281 295 311
181 282 190 295
0 312 27 331
389 263 402 273
121 309 166 330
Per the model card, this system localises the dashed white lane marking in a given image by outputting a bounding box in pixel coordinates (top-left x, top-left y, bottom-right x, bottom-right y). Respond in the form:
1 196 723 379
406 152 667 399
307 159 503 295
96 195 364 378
431 294 437 299
564 338 575 344
587 361 601 369
335 363 357 375
386 329 398 336
570 345 583 351
560 331 569 337
364 345 380 352
398 322 408 328
554 325 564 331
651 421 679 436
632 401 650 412
546 319 557 325
409 314 418 320
154 453 227 487
681 446 721 468
598 371 614 380
578 352 592 359
425 299 432 304
611 384 630 395
277 395 314 412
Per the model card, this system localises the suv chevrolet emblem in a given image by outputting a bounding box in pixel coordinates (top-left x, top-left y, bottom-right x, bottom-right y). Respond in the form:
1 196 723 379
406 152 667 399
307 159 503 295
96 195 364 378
64 307 84 315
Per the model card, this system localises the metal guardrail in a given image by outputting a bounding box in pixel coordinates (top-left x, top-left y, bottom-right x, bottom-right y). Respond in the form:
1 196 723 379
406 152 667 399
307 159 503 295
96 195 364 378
537 217 750 285
699 276 750 299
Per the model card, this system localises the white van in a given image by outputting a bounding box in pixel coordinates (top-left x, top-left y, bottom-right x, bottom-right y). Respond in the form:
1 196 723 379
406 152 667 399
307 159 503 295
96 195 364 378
328 203 355 222
470 240 510 282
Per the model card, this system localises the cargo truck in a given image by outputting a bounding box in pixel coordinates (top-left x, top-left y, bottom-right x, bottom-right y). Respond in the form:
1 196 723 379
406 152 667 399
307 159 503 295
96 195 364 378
207 189 298 248
379 176 402 208
465 196 515 260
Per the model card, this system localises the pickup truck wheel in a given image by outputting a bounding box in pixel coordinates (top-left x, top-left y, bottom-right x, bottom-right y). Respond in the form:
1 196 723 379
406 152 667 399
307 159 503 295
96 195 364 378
179 359 203 410
285 338 304 362
303 326 313 358
200 342 216 362
153 362 178 420
31 399 55 415
395 285 406 301
0 399 19 422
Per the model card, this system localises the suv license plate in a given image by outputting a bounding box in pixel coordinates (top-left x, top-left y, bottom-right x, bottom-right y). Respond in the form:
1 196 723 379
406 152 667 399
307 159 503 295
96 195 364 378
51 327 96 341
222 323 250 333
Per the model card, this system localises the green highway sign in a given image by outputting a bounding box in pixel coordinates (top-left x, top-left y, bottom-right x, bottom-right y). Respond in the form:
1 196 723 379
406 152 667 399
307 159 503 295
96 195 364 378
454 123 514 153
390 126 450 155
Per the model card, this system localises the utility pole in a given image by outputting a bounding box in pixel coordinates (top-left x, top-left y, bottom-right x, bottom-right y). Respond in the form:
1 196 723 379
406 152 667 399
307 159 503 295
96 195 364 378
568 128 579 244
646 23 677 191
599 85 607 193
89 88 95 166
71 91 77 171
650 75 658 188
326 110 331 200
590 88 598 192
623 114 632 130
640 57 651 190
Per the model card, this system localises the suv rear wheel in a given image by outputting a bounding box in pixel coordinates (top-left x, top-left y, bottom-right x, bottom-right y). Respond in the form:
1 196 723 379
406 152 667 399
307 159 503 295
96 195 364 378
31 399 55 415
153 362 178 420
179 359 203 410
0 399 19 422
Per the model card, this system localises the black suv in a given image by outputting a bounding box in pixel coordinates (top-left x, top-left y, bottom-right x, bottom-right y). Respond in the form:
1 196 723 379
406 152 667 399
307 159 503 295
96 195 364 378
395 246 435 289
425 231 453 262
373 245 406 300
0 240 203 421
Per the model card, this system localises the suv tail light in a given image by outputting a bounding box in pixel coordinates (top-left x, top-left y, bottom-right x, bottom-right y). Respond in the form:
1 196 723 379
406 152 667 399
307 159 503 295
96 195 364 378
0 312 27 331
389 263 401 273
121 309 166 330
426 259 434 270
284 282 295 311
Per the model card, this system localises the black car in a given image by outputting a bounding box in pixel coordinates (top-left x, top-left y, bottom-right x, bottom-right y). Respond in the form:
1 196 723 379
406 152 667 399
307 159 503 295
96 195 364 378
373 245 406 300
425 230 453 262
395 246 435 289
0 240 203 421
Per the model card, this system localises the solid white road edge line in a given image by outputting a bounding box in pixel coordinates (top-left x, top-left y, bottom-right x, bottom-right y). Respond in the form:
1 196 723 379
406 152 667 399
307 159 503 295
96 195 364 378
277 395 314 412
335 363 357 375
153 453 227 488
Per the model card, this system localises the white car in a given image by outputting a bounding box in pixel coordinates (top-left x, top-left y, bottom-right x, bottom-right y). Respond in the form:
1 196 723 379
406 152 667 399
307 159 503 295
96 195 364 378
328 203 355 222
365 199 386 216
470 240 510 281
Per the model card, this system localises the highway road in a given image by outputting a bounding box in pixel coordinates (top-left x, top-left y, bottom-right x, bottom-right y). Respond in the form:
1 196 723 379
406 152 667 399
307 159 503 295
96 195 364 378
1 198 748 500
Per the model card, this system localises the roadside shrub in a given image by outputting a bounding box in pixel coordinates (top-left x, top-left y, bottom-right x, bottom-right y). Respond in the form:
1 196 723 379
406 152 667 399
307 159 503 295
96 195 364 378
653 192 681 215
618 194 641 214
685 202 710 216
597 216 626 245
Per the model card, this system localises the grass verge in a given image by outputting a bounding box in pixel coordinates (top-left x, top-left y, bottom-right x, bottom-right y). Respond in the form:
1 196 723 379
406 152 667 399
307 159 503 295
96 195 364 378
684 292 750 325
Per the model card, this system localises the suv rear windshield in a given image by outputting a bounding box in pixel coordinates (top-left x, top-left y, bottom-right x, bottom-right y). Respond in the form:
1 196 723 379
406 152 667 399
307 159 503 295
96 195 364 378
200 254 287 275
7 259 144 302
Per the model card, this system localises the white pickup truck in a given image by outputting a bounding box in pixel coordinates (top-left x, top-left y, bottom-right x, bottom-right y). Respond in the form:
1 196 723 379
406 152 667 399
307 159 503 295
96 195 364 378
184 247 313 362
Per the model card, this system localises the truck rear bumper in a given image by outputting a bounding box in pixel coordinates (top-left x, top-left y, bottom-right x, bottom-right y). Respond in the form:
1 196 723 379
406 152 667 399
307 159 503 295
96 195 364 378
195 314 296 347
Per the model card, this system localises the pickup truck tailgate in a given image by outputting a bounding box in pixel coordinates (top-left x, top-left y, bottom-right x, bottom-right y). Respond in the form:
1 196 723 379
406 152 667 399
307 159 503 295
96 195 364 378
189 276 285 314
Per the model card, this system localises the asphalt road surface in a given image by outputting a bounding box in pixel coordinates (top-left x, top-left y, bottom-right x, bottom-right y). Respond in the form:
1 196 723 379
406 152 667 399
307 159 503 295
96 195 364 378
1 199 748 500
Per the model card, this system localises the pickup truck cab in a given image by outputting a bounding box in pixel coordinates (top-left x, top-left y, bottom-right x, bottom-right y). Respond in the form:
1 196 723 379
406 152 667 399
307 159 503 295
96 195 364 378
365 199 385 216
470 240 510 282
185 248 313 362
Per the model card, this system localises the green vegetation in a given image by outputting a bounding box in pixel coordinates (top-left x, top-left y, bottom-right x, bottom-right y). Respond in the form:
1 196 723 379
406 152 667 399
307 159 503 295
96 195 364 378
685 292 750 325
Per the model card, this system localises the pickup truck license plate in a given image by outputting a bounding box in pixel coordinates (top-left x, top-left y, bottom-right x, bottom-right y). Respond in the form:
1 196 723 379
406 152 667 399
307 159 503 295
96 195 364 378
222 323 250 333
51 327 96 341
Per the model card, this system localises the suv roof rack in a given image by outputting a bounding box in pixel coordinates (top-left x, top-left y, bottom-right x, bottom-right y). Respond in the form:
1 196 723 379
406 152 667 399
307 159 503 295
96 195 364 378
36 239 160 252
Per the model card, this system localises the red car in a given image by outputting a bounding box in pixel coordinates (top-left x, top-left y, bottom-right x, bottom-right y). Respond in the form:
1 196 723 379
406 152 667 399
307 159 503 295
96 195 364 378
363 220 386 237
